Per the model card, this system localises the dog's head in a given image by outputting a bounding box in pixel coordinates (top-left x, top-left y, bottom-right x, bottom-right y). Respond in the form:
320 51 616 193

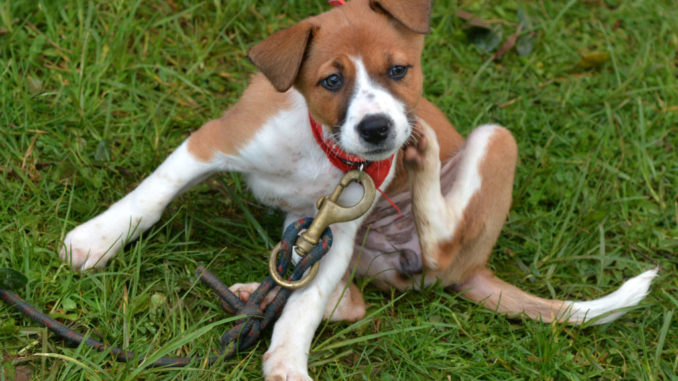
249 0 432 161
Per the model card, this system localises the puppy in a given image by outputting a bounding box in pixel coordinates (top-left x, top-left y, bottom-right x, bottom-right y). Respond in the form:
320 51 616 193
60 0 656 379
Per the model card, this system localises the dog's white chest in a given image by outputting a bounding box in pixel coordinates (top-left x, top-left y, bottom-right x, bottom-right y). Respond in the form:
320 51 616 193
246 164 341 216
232 99 358 216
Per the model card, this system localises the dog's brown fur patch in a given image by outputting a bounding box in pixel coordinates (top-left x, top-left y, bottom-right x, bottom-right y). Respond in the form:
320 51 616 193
187 74 294 161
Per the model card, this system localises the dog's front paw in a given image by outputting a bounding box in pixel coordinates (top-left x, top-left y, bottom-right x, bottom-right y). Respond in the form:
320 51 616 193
263 346 313 381
264 370 312 381
60 220 123 270
60 207 142 270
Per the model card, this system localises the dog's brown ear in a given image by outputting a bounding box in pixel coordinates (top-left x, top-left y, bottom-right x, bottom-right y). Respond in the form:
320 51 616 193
248 22 317 92
371 0 433 34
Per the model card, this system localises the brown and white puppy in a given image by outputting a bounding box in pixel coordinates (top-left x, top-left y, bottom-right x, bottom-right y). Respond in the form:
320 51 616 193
60 0 657 379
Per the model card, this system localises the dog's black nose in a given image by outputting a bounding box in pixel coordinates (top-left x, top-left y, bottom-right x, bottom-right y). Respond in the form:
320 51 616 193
357 114 393 145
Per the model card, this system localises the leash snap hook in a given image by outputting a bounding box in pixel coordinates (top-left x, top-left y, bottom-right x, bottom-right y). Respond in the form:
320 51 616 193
299 169 376 256
269 170 376 289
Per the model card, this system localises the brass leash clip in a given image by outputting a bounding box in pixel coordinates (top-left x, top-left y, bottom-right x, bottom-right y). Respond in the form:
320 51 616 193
269 170 376 289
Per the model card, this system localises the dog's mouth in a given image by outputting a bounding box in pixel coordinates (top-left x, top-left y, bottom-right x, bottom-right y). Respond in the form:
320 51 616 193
327 132 397 162
364 147 392 156
328 117 413 163
355 146 397 161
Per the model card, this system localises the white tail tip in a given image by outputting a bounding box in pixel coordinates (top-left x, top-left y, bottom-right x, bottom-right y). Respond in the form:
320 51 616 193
567 268 658 325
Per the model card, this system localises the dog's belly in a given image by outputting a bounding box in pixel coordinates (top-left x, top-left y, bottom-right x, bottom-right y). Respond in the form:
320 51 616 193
353 185 425 288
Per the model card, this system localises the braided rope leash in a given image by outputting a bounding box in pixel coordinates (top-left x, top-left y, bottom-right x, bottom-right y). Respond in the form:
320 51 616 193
0 218 331 367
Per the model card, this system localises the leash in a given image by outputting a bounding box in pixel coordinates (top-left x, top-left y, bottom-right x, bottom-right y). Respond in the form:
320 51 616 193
0 218 329 367
0 170 375 367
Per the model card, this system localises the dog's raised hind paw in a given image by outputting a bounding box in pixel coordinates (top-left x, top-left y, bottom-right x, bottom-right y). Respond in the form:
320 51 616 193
403 120 440 176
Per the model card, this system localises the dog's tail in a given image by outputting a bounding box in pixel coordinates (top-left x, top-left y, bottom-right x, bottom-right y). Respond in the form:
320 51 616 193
454 267 658 325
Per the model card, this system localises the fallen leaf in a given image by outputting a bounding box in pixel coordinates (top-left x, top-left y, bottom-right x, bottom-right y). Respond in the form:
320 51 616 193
0 268 28 290
577 51 611 69
48 311 79 321
456 10 475 21
458 10 494 30
466 25 503 53
494 24 522 60
61 296 77 311
499 96 522 108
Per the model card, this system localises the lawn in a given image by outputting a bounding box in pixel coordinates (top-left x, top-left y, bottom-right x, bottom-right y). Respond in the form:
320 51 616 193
1 0 676 380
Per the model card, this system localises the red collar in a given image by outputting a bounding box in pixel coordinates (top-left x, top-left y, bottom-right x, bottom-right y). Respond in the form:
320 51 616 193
309 114 394 188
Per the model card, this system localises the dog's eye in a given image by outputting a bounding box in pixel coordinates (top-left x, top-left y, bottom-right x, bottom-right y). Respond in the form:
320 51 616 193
320 74 344 91
387 65 409 80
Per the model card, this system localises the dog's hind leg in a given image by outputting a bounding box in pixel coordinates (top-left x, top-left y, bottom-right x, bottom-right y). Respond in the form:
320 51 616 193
404 120 517 276
322 274 366 322
406 121 657 324
454 266 658 324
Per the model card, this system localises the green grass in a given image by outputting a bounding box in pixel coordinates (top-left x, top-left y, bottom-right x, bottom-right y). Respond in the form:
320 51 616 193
1 0 676 379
